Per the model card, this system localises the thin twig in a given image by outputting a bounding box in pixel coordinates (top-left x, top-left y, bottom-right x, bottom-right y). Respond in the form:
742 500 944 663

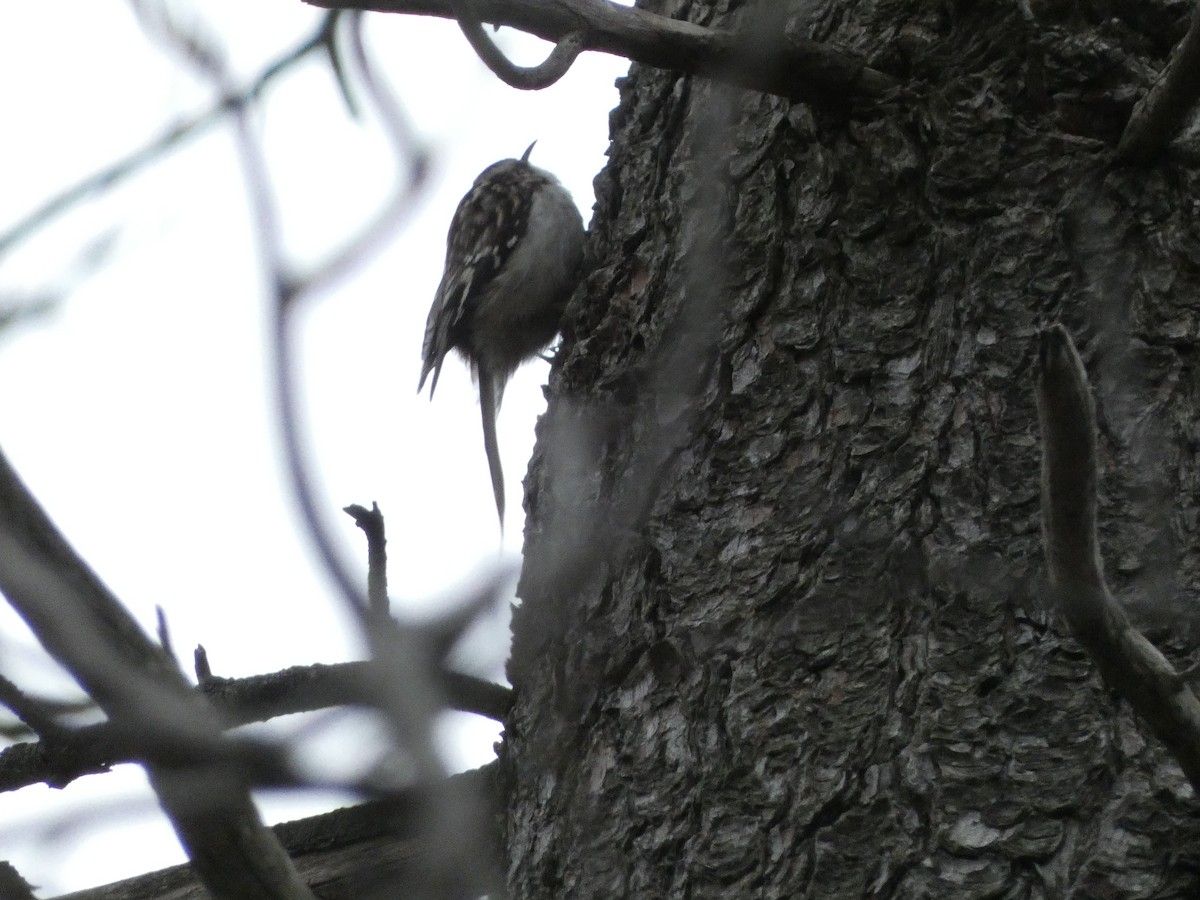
0 673 64 739
156 605 179 668
299 12 429 298
345 502 390 618
194 643 213 682
0 12 341 262
450 0 583 89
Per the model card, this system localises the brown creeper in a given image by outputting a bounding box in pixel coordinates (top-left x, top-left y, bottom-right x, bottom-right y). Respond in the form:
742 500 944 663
419 143 585 527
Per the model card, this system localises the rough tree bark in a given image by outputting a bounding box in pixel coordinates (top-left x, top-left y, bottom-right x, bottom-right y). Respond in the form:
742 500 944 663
506 1 1200 897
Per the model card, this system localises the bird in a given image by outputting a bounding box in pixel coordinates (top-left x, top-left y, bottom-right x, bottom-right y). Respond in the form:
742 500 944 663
419 143 585 529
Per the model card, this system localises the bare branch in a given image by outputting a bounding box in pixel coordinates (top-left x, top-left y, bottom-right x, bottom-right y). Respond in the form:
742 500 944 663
216 11 499 886
222 38 489 896
0 673 64 739
297 11 429 297
304 0 897 104
1036 325 1200 793
128 0 228 78
155 605 180 671
344 503 390 618
0 661 510 793
0 862 36 900
1117 3 1200 163
0 683 93 742
0 13 340 262
198 660 512 724
194 643 213 682
450 0 583 89
242 12 423 617
0 446 316 899
52 764 501 900
0 722 119 792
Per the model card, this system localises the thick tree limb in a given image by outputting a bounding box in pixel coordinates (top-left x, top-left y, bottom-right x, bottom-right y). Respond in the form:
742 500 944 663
0 448 316 900
303 0 897 104
1117 2 1200 162
1036 325 1200 792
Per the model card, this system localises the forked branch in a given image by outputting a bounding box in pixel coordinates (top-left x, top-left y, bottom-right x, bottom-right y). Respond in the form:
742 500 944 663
0 447 315 900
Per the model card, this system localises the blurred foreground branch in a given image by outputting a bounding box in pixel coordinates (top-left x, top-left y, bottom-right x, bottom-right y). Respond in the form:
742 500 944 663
0 12 340 262
1117 2 1200 162
0 661 510 792
1036 325 1200 792
56 764 500 900
0 446 315 899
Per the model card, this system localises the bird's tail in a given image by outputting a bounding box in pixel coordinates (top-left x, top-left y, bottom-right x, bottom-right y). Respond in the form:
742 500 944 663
479 368 505 532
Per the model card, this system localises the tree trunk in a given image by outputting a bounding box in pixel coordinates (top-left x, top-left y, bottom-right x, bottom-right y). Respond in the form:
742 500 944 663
506 0 1200 896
